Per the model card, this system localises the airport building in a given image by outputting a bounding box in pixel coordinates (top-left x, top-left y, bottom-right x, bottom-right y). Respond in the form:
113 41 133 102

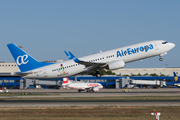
0 62 179 89
113 68 180 76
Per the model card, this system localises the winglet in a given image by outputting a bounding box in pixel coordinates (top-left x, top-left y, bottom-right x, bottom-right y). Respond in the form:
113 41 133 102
173 72 179 83
64 51 73 60
68 51 81 62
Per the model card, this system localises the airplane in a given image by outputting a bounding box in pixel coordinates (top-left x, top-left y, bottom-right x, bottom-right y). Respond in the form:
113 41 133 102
7 40 175 79
62 78 103 92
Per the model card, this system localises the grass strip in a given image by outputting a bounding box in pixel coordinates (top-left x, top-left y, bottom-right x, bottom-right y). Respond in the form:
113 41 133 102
0 106 179 120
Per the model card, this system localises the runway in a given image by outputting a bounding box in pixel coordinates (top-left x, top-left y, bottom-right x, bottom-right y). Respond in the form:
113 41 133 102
0 99 180 107
0 88 180 107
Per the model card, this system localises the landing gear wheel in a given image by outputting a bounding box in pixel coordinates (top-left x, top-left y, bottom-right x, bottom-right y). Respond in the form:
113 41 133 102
87 90 91 92
95 71 101 78
159 58 163 61
78 90 81 92
96 74 101 78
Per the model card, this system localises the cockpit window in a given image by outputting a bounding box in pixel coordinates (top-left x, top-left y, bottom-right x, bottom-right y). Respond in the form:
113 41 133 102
162 41 168 44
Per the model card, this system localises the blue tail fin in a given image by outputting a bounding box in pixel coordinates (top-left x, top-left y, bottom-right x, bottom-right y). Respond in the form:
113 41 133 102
64 51 73 60
7 43 53 72
173 72 179 83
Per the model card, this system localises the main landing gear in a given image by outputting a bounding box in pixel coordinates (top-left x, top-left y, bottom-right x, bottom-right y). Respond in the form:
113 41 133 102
86 88 94 92
94 70 101 78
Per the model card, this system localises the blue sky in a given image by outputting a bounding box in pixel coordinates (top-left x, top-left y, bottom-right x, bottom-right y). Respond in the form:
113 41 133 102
0 0 179 68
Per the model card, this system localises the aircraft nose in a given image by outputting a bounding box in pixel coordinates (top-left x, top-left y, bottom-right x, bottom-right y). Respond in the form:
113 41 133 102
169 43 175 49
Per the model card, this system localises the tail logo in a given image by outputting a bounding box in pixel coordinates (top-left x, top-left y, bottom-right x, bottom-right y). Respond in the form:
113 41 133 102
174 76 178 82
16 54 29 65
63 78 69 83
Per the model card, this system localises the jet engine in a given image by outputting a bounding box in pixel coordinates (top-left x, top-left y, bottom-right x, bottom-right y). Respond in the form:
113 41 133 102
108 60 125 70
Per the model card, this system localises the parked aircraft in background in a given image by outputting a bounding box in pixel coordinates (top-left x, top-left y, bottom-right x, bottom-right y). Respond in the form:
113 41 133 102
7 40 175 79
62 78 103 92
172 72 180 87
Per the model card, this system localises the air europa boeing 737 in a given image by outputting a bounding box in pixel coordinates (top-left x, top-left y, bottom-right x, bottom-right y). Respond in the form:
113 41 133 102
7 40 175 79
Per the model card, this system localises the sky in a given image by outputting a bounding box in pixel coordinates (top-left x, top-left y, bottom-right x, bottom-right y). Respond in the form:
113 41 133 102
0 0 180 68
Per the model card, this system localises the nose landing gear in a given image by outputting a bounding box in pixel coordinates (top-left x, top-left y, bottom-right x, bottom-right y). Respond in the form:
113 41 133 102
159 57 163 61
159 53 167 61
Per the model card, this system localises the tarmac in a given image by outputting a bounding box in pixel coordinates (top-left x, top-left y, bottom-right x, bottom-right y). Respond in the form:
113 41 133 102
2 88 180 97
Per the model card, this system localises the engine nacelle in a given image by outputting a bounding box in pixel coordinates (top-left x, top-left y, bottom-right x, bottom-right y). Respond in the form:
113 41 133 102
93 87 99 92
108 60 125 70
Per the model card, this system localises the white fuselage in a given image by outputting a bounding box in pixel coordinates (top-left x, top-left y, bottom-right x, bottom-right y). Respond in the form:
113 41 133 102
23 40 175 79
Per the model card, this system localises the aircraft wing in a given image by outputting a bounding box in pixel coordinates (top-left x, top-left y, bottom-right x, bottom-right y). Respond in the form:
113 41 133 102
65 51 107 67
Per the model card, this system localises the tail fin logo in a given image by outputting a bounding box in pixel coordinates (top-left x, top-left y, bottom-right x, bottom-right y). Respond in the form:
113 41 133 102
174 76 178 82
63 78 69 84
16 54 29 65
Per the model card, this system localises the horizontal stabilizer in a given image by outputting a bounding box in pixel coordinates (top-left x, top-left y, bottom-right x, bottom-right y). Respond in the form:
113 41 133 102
13 71 33 76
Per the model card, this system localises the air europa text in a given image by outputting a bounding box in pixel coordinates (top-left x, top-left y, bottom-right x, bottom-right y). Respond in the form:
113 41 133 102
117 44 154 57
